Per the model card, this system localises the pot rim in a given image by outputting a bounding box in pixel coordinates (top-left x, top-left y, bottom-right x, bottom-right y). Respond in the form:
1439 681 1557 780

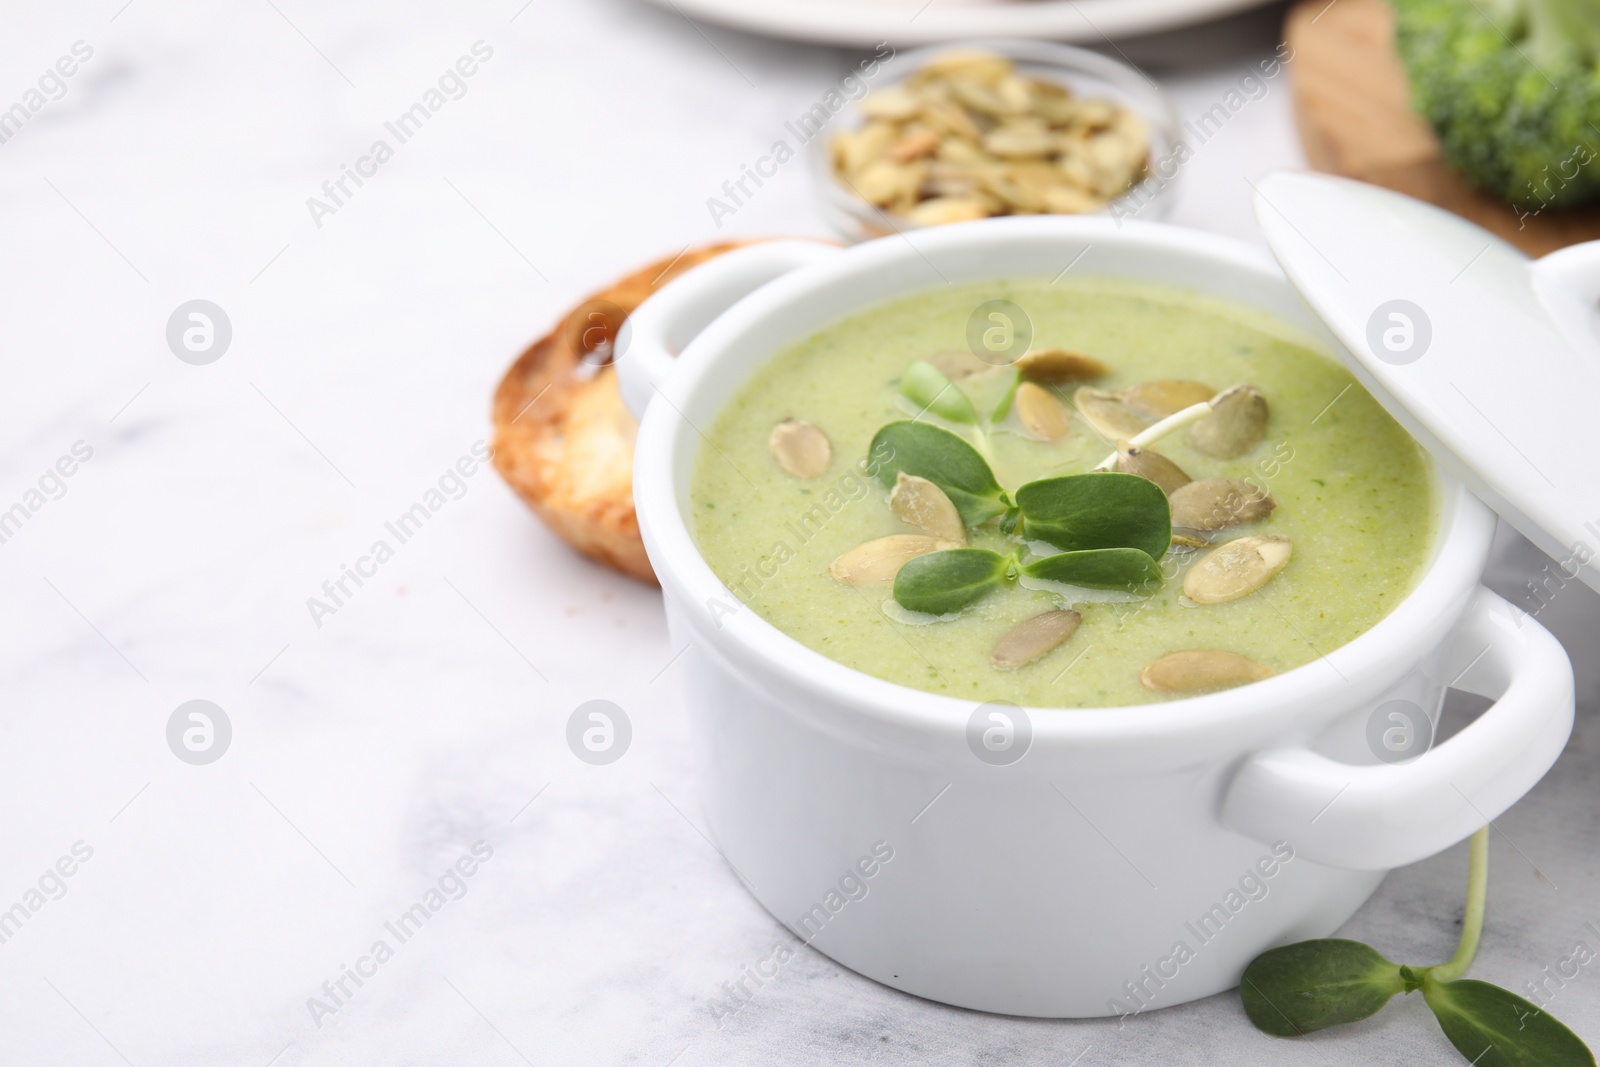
632 216 1497 742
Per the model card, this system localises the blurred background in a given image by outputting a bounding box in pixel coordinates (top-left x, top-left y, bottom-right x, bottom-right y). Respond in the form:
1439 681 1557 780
0 1 1595 1064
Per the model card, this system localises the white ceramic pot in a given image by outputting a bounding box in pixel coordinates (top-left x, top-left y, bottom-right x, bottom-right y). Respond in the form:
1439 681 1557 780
615 219 1575 1018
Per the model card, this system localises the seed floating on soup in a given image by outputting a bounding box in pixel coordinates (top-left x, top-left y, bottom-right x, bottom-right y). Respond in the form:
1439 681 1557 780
1074 387 1148 441
768 417 833 479
1016 382 1071 441
830 534 958 586
1169 478 1276 532
1184 534 1293 604
1140 649 1274 692
992 609 1082 669
1114 442 1192 495
1014 348 1108 383
889 472 967 544
1190 383 1268 458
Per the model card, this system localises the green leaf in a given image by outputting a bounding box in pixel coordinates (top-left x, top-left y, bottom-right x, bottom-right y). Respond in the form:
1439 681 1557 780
1240 939 1404 1037
893 548 1010 615
990 368 1022 422
1422 976 1596 1067
1021 548 1162 590
870 421 1008 526
1015 472 1171 560
901 360 978 424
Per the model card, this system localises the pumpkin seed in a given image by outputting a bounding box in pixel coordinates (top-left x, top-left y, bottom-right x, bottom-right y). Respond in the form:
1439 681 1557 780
1111 108 1149 145
859 87 923 121
1140 649 1273 692
1170 529 1211 549
923 162 981 198
995 74 1033 113
1016 382 1071 441
977 167 1041 212
1120 379 1215 420
1084 132 1143 197
1057 151 1096 192
1168 478 1276 531
991 609 1082 669
923 99 984 142
1009 159 1066 197
1015 348 1108 383
825 49 1152 227
1074 387 1147 441
1190 384 1268 458
1114 442 1191 495
1074 99 1117 128
835 121 897 174
854 159 927 205
983 125 1057 158
1183 534 1292 604
905 197 989 225
889 471 966 543
889 128 943 163
768 418 832 479
935 136 986 166
829 535 958 585
918 50 1012 85
829 52 1151 226
1041 185 1101 213
1031 88 1080 125
949 80 1013 118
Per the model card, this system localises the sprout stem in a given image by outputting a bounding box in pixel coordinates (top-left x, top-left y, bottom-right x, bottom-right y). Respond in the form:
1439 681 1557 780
1432 826 1489 983
1092 391 1234 471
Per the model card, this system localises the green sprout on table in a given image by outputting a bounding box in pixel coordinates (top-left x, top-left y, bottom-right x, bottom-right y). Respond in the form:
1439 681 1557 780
1240 827 1594 1065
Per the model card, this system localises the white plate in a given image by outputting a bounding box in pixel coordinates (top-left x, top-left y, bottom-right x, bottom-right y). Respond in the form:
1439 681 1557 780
643 0 1281 47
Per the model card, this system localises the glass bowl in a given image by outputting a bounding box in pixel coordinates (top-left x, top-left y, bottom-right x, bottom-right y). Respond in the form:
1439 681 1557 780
807 39 1184 242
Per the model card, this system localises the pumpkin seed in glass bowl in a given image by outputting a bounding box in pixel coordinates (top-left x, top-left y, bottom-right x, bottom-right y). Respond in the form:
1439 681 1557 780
809 40 1183 242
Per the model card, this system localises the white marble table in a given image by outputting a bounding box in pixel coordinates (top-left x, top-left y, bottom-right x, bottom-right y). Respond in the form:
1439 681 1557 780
2 1 1595 1063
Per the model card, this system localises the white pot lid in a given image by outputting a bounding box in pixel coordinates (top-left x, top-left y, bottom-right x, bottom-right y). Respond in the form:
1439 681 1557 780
1253 171 1600 594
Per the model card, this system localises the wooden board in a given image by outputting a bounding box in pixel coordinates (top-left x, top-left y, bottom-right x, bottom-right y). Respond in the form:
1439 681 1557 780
1285 0 1600 256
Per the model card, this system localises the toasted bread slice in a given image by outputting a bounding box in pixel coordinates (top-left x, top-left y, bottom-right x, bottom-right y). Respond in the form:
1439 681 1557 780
491 243 749 583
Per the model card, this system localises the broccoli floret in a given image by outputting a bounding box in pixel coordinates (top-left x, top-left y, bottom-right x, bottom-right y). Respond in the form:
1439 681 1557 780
1394 0 1600 209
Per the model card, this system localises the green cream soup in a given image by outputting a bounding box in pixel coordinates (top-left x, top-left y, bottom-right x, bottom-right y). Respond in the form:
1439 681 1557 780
689 278 1435 707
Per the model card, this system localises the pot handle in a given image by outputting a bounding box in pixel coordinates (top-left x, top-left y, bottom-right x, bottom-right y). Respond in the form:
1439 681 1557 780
616 240 843 420
1220 586 1573 871
1533 239 1600 305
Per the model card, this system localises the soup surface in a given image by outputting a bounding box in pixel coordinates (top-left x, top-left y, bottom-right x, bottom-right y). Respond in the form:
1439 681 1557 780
689 277 1435 707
